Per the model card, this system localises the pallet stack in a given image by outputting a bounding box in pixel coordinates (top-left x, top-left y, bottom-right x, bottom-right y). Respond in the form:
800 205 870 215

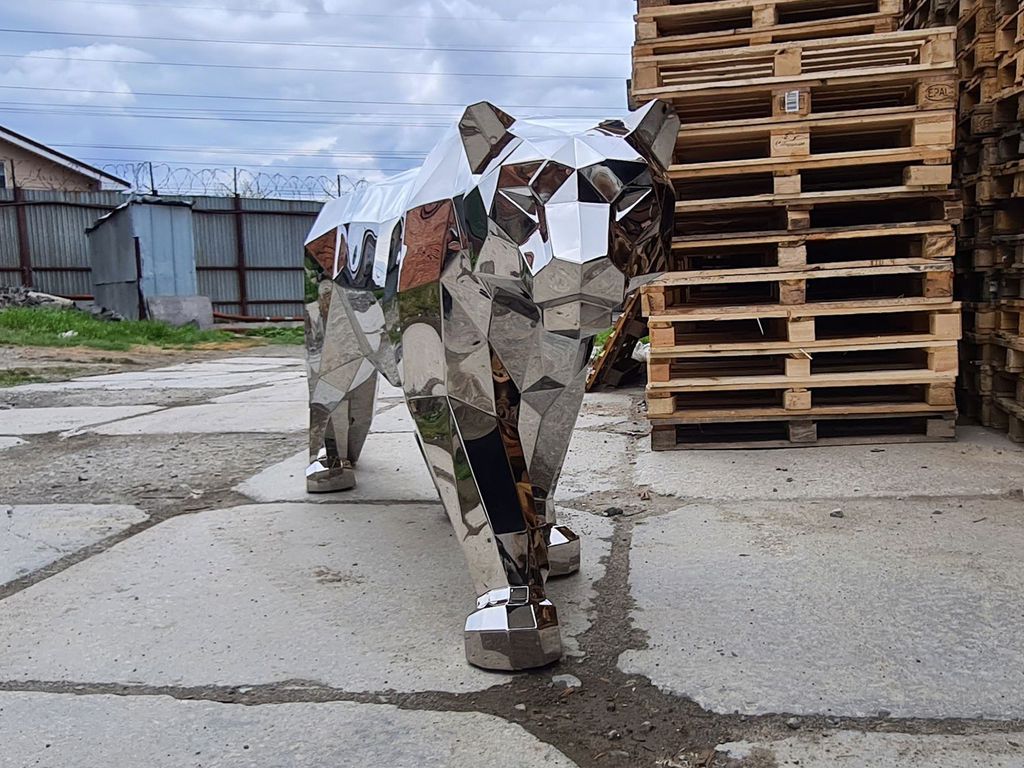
904 0 1024 441
631 0 963 449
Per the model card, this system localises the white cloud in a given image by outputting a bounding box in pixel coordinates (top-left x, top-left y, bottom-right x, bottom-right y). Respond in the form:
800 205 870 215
0 0 635 191
0 44 145 105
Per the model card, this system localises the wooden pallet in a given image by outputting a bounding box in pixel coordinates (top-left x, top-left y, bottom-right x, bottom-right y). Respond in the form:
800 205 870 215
633 28 955 100
586 292 647 391
992 395 1024 440
677 110 954 164
635 13 901 58
636 0 902 41
995 3 1024 56
674 186 960 221
643 261 953 312
997 46 1024 87
671 221 955 271
648 300 963 349
650 410 956 449
902 0 959 30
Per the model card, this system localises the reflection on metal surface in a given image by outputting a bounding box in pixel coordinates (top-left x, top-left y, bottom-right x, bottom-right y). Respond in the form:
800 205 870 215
303 100 678 670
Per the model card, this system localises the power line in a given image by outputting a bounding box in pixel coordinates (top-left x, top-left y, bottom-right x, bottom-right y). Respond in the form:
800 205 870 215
81 158 414 173
0 84 624 112
1 105 454 128
0 26 628 57
0 99 460 118
0 53 626 81
28 0 628 25
50 142 430 159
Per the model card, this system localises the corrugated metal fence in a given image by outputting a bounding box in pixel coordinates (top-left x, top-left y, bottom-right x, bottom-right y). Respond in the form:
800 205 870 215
0 188 322 318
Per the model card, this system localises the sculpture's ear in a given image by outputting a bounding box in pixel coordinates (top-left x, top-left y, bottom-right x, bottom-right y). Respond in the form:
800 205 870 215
626 99 679 171
459 101 516 174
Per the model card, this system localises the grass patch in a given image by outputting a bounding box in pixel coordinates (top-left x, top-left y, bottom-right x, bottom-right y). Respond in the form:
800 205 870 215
0 369 47 387
234 326 306 345
0 308 242 351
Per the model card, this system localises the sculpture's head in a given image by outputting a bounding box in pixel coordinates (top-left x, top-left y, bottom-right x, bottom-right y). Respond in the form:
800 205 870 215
459 100 679 339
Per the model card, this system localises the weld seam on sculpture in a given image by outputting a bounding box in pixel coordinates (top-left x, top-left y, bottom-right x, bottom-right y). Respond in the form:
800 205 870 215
303 100 679 671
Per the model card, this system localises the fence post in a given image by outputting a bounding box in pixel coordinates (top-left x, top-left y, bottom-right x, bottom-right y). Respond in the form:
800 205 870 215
11 177 33 288
233 192 249 316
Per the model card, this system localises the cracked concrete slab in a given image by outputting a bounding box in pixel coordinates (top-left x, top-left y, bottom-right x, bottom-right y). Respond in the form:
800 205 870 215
211 381 310 403
620 497 1024 719
1 504 149 586
633 427 1024 501
717 730 1024 767
0 692 578 767
0 406 161 435
12 370 304 392
0 503 610 693
559 430 631 500
235 432 436 503
87 401 308 435
369 404 416 432
234 419 633 505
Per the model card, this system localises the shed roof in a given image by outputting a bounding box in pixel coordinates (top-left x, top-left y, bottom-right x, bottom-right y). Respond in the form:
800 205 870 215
0 124 131 189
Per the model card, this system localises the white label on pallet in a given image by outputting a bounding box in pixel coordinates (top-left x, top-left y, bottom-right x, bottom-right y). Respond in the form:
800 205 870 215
784 90 800 113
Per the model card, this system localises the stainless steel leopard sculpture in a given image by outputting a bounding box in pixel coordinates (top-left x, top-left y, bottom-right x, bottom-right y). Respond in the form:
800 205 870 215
302 100 678 670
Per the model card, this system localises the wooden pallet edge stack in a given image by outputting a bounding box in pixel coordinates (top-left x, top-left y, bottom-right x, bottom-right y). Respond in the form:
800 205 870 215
905 0 1024 442
586 292 646 392
631 0 963 450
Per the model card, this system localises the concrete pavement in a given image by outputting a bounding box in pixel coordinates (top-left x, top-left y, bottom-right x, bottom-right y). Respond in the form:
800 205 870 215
1 351 1023 767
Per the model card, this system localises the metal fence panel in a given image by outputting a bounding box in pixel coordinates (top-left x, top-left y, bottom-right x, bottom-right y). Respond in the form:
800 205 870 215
3 189 322 317
0 188 19 272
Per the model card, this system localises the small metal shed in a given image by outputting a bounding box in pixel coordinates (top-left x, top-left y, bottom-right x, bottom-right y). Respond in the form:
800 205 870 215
87 196 211 326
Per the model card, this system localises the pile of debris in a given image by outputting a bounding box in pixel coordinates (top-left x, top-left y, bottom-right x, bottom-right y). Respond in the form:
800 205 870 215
0 286 76 311
0 287 124 321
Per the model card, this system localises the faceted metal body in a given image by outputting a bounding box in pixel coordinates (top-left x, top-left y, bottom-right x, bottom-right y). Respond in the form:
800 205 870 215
303 100 678 670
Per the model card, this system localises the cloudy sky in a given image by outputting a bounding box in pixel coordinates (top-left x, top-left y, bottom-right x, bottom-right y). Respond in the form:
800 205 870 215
0 0 634 196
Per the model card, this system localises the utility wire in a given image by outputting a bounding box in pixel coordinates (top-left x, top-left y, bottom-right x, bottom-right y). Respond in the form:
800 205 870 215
0 53 626 80
27 0 628 25
50 143 430 159
0 84 625 112
82 158 414 173
1 106 455 127
0 26 629 56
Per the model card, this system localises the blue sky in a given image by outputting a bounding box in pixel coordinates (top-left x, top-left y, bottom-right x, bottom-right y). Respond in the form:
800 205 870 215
0 0 634 194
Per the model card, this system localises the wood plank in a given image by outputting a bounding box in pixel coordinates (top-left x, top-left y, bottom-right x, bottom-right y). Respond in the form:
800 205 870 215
648 401 955 422
670 221 952 250
675 185 958 213
634 63 953 100
649 336 960 357
648 296 961 321
649 259 951 287
668 147 951 178
647 368 954 392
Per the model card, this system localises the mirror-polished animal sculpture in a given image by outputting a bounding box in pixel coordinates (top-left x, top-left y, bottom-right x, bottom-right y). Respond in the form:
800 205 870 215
303 100 678 670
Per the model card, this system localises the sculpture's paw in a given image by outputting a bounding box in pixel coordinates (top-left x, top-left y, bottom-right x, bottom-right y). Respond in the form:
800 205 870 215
305 458 356 493
547 525 581 578
464 588 562 671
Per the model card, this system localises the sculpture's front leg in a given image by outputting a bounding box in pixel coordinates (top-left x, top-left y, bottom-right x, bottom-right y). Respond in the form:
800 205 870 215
517 349 592 579
406 343 563 671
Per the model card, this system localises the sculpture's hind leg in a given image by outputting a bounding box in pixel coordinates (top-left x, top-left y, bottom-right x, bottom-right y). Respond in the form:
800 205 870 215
305 280 377 493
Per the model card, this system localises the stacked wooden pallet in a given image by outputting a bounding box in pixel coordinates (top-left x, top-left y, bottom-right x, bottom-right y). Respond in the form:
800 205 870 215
910 0 1024 442
632 0 963 449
